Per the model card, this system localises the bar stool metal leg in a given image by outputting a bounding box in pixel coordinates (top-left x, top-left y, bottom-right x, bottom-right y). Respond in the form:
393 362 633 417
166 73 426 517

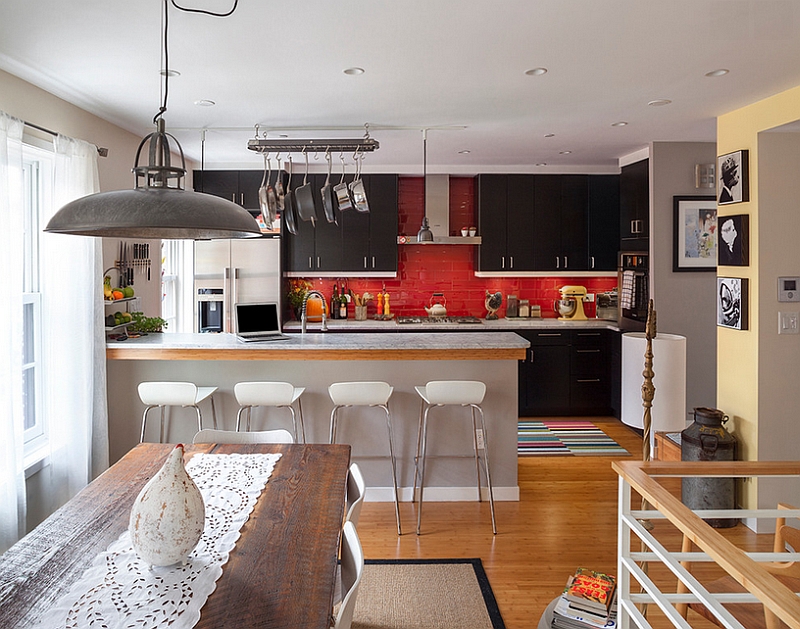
416 404 433 535
412 397 426 503
296 397 306 444
209 395 218 429
379 403 402 536
194 405 203 435
140 405 157 443
473 403 497 534
159 406 166 444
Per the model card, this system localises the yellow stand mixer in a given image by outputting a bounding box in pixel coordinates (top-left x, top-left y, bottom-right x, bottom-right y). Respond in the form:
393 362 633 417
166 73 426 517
555 285 589 321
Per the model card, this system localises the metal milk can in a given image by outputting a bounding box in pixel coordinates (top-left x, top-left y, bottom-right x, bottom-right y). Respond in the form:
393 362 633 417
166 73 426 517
681 407 737 528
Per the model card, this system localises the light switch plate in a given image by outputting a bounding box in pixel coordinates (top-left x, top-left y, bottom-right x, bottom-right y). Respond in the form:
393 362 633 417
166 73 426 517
779 311 799 334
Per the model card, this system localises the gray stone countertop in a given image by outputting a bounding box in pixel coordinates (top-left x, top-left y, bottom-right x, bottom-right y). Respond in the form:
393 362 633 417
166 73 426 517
106 331 530 352
283 317 621 333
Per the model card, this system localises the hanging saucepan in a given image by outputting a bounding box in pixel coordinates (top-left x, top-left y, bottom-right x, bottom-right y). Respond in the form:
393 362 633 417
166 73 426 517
263 157 278 228
334 152 353 211
320 148 337 224
258 153 271 229
283 156 298 235
274 155 285 212
349 149 370 213
295 148 317 226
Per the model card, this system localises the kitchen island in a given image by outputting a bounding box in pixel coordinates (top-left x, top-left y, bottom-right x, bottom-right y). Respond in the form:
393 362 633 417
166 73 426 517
107 331 528 502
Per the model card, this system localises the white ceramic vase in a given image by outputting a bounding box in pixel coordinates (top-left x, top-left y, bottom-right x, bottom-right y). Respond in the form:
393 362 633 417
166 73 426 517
129 443 205 567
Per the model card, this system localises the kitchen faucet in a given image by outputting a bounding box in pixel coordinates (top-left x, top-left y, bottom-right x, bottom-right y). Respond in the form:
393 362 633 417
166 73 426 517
301 290 328 334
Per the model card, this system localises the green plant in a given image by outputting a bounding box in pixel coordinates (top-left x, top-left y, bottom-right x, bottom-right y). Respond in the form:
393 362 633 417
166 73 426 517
128 312 167 334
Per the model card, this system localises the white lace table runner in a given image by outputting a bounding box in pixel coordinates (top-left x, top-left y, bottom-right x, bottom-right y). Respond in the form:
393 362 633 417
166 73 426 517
36 452 282 629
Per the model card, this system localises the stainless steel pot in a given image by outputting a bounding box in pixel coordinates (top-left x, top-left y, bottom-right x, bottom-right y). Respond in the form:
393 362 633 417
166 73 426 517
320 150 336 224
349 150 369 213
283 157 298 235
334 153 353 211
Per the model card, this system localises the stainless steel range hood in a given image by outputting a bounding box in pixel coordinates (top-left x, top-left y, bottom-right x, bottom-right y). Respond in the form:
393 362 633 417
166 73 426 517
397 175 482 245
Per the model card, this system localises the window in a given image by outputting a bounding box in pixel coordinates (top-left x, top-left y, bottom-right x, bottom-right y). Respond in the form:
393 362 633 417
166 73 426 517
21 145 52 461
161 240 180 331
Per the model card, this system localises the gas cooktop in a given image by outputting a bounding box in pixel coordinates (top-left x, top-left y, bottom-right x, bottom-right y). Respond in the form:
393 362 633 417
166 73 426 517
396 316 483 325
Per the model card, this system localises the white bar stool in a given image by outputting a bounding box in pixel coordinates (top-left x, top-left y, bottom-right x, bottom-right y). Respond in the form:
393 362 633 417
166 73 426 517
234 381 306 443
138 381 218 443
413 380 496 535
328 381 402 535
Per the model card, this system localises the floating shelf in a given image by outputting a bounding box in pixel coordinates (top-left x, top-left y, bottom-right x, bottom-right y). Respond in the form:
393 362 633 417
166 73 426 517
397 235 482 245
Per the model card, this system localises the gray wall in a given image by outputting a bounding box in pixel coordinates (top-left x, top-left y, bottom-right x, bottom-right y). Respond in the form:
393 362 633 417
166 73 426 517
755 131 800 513
650 142 718 419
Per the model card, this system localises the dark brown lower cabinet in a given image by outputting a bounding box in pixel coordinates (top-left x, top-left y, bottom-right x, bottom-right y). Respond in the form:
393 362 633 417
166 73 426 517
518 329 616 416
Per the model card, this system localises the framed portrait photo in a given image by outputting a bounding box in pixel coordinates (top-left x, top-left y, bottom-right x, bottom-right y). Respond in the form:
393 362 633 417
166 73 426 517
717 214 749 267
717 277 749 330
673 195 717 272
717 149 749 205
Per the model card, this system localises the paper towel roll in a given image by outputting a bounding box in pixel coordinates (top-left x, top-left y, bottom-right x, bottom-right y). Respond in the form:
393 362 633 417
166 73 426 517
621 332 687 455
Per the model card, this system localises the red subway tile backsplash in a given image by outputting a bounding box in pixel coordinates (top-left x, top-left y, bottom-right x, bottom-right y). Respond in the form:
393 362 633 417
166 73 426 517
287 176 618 319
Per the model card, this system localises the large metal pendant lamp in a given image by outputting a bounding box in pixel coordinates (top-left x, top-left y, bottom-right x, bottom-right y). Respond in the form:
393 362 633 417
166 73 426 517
416 129 434 243
45 0 261 240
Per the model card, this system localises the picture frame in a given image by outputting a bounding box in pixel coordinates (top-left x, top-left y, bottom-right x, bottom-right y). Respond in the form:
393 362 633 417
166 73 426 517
717 149 749 205
673 195 717 272
717 277 748 330
717 214 749 267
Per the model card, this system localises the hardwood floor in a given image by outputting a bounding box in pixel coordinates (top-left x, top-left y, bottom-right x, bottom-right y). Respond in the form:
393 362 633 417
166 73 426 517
355 417 771 629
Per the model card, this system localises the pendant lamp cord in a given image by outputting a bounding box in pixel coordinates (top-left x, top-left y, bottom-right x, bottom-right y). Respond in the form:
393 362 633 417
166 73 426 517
154 0 240 124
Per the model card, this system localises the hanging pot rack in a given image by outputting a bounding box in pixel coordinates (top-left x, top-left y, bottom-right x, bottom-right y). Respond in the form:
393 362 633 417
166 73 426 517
247 137 379 154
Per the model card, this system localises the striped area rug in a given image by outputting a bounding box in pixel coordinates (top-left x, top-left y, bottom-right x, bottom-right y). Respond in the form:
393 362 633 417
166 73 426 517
518 420 630 456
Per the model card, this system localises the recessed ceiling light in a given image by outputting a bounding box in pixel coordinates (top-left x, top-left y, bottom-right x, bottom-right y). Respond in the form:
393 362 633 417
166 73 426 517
278 134 289 138
343 67 365 75
611 121 628 127
194 99 215 107
160 69 180 77
524 67 548 76
648 99 672 107
544 133 555 138
705 69 729 77
535 163 547 166
559 150 572 155
458 150 471 154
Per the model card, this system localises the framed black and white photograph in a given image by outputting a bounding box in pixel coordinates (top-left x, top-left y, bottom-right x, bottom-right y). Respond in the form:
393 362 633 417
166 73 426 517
717 214 749 267
717 277 749 330
717 149 749 205
673 195 717 272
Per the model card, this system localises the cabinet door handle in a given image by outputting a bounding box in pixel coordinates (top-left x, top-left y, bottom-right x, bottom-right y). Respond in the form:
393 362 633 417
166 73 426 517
240 192 245 205
529 349 534 363
231 193 236 203
364 256 368 269
591 256 595 269
564 256 568 269
539 333 562 337
577 378 601 383
556 257 560 269
509 256 514 269
576 349 601 354
316 256 321 268
577 332 601 337
308 256 313 269
501 256 505 269
372 256 376 268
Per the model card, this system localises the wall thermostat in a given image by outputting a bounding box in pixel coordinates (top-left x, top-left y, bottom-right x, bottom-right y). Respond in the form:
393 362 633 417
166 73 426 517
778 277 800 302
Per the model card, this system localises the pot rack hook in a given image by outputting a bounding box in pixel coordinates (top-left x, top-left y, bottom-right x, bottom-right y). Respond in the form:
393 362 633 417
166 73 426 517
254 123 260 139
363 122 371 140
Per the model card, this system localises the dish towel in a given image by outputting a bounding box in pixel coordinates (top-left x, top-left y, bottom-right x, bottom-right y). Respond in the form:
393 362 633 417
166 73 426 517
36 452 282 629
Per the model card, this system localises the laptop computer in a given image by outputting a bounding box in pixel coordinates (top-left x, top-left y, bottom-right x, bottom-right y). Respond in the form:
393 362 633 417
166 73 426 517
235 302 290 342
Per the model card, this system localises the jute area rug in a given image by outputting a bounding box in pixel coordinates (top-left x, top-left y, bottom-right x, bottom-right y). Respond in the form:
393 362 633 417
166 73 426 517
351 558 505 629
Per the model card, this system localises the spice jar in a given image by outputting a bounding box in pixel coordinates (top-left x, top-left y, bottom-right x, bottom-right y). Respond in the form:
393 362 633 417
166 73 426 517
518 299 530 318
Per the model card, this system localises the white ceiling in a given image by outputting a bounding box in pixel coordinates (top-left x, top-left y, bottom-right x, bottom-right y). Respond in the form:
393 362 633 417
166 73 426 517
1 0 800 173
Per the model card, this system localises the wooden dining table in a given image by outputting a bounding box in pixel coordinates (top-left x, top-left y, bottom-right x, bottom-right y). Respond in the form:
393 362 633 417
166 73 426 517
0 442 351 629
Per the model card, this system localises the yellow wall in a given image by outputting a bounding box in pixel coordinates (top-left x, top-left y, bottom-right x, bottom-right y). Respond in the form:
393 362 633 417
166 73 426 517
717 84 800 515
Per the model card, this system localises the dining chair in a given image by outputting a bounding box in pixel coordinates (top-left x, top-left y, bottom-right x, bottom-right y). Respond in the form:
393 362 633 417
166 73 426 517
138 381 218 443
413 380 496 535
328 381 402 535
333 521 364 629
192 428 294 444
346 462 366 526
233 381 306 443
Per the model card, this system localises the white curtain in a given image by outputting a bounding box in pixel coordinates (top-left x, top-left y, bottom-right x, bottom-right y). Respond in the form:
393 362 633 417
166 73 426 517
38 135 108 512
0 112 26 553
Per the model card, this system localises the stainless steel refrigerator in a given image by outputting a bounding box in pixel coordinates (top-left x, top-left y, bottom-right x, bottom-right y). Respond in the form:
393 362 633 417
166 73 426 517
194 237 282 333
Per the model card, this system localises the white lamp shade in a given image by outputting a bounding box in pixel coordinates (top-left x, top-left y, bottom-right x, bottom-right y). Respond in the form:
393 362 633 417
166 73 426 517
621 332 687 453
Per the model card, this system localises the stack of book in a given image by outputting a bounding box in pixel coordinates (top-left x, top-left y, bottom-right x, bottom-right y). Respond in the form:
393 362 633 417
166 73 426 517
552 567 617 629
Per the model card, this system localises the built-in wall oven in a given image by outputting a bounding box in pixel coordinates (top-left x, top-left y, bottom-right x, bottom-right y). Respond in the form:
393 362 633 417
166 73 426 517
618 251 648 331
